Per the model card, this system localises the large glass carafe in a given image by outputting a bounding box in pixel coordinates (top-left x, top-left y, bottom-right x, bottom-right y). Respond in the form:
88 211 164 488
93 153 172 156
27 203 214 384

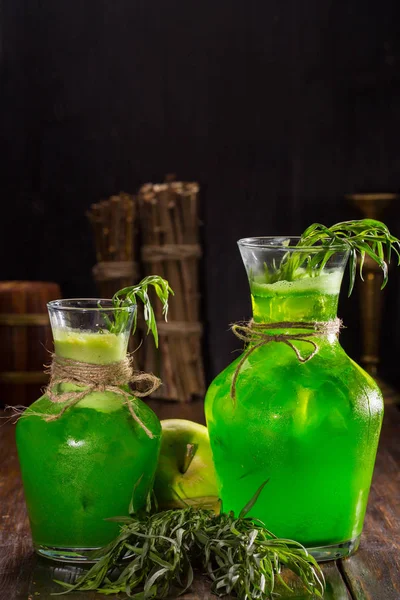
205 238 384 561
16 299 161 562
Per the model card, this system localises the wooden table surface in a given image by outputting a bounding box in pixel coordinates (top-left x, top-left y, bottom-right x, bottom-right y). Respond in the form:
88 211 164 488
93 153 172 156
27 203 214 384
1 400 399 600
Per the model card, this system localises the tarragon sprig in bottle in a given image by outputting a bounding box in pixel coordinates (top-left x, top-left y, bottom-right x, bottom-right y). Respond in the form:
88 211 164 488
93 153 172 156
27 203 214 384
104 275 173 346
262 219 400 294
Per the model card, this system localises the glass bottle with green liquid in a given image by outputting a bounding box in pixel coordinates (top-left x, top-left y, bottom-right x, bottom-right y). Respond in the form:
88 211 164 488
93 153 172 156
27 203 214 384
205 223 397 561
16 277 171 562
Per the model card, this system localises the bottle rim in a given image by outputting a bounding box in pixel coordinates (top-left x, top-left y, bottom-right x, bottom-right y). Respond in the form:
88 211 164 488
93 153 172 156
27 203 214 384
47 299 136 312
237 236 349 252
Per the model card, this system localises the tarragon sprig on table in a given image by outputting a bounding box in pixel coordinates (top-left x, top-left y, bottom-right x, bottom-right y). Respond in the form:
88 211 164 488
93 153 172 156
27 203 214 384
263 219 400 295
54 482 325 599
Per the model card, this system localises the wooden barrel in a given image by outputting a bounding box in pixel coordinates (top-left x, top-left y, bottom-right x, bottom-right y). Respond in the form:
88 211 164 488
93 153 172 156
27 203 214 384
0 281 62 407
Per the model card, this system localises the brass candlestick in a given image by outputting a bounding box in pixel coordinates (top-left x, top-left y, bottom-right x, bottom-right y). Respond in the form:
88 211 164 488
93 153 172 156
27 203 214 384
346 193 399 403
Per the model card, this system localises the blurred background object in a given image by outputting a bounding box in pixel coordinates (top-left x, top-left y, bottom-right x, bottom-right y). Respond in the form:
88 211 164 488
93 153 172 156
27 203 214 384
87 192 137 299
347 192 399 403
0 281 62 406
86 192 143 362
138 178 205 402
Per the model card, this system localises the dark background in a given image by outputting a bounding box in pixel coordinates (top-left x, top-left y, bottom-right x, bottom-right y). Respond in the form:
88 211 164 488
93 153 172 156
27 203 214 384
1 0 400 387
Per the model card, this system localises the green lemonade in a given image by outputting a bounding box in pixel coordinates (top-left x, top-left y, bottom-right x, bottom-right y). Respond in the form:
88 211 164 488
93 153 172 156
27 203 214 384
16 329 161 552
205 272 383 552
52 328 128 363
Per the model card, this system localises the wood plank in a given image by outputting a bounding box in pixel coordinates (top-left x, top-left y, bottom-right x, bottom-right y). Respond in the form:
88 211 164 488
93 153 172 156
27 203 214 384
20 560 232 600
1 403 399 598
250 562 351 600
339 404 400 600
0 417 34 599
0 409 345 599
323 563 352 600
18 558 348 600
146 397 206 424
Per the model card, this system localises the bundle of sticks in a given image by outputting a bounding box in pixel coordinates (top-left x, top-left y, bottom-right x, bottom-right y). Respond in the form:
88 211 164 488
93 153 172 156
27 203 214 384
138 180 205 402
86 192 137 299
86 192 143 361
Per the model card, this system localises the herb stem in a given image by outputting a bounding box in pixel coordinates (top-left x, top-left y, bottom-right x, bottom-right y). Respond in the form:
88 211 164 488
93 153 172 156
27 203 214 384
107 276 173 346
55 484 325 599
261 219 400 295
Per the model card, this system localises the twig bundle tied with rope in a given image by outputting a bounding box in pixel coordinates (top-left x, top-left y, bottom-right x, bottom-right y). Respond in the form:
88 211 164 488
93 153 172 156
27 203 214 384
138 178 205 403
87 192 137 300
87 192 144 360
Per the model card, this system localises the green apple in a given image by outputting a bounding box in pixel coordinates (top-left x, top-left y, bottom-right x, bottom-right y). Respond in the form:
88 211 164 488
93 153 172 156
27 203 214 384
153 419 219 511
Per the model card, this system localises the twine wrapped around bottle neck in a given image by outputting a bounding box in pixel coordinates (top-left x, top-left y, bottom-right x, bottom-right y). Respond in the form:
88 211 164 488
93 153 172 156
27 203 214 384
230 318 342 404
42 354 161 438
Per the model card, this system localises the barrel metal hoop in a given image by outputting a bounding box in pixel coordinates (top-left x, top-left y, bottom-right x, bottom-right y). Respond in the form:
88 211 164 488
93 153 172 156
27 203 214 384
0 371 49 383
0 314 50 326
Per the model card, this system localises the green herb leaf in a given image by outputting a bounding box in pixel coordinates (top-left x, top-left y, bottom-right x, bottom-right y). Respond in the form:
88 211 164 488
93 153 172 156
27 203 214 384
266 219 400 295
56 486 325 599
239 479 269 518
108 276 173 347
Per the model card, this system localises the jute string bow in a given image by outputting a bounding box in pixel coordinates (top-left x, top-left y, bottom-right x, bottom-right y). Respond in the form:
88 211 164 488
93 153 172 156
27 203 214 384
230 319 342 404
43 354 161 438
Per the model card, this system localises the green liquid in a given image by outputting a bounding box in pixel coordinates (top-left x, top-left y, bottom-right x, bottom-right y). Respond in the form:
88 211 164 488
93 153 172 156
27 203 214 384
53 328 127 364
16 330 161 549
205 275 383 547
